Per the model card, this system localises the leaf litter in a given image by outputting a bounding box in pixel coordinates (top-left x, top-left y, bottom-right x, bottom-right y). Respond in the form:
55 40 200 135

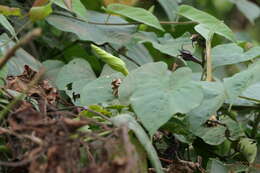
0 65 140 173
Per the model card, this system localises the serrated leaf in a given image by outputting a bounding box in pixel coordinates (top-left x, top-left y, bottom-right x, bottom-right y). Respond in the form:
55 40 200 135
47 11 136 45
119 62 203 135
111 114 163 173
178 5 236 42
212 44 260 68
0 5 21 16
105 3 164 31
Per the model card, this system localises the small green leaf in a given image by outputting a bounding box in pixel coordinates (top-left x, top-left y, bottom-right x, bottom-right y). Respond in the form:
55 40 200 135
178 5 236 42
0 5 21 16
238 138 257 163
91 44 129 76
29 2 53 21
194 24 213 41
111 114 164 173
105 3 164 31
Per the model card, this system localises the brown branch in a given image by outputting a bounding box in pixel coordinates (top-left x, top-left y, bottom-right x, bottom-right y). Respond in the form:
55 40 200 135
0 28 42 69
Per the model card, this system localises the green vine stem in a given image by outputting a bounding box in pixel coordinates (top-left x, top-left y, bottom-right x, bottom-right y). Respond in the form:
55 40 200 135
205 40 212 81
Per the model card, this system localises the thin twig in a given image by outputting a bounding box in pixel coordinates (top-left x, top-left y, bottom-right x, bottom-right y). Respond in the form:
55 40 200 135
0 28 42 69
0 127 43 145
82 106 111 121
106 43 141 67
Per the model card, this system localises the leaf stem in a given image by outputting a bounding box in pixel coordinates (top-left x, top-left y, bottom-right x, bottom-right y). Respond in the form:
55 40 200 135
88 21 197 26
205 40 212 81
238 96 260 103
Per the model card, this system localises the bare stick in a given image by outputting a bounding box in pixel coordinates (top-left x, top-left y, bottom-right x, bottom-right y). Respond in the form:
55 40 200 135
0 28 42 69
88 21 197 26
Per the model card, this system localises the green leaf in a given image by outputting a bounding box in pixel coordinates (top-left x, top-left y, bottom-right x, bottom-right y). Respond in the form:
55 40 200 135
91 44 129 76
29 2 53 21
157 0 178 21
238 138 257 163
119 62 203 135
194 24 213 41
186 82 226 131
223 61 260 103
0 5 21 16
55 58 97 105
46 11 137 45
212 44 260 68
207 159 229 173
105 4 164 31
111 114 163 173
232 82 260 106
195 125 227 145
136 32 192 57
80 73 124 106
178 5 236 42
0 14 17 40
54 0 88 20
42 60 65 85
0 34 41 75
229 0 260 24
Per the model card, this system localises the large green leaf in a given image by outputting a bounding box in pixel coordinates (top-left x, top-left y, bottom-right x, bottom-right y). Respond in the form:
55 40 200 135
186 82 226 131
105 4 164 31
207 159 229 173
80 73 123 106
42 60 65 85
178 5 236 42
212 44 260 68
157 0 178 21
119 62 203 135
111 114 163 173
55 58 96 105
46 11 137 45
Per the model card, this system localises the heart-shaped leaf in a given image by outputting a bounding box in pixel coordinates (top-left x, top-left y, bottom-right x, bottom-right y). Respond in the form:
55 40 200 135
119 62 203 135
